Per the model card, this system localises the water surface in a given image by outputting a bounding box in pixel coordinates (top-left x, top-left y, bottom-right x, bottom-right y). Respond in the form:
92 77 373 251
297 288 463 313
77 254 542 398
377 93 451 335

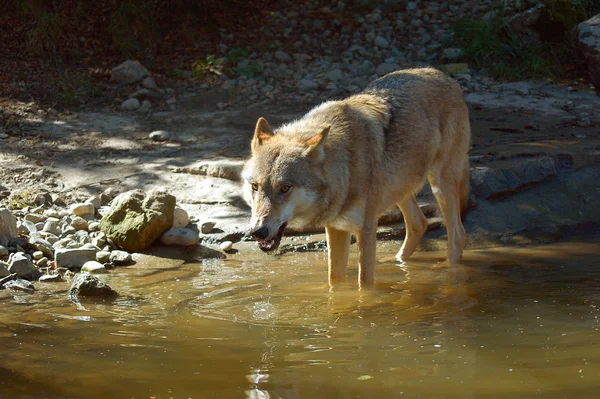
1 239 599 399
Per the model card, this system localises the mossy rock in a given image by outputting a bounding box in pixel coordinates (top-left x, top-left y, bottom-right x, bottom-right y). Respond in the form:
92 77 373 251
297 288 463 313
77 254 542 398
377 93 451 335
99 189 175 252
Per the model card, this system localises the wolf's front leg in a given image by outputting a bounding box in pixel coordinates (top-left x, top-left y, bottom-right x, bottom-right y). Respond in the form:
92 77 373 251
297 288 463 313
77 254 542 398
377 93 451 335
357 223 378 287
326 226 351 286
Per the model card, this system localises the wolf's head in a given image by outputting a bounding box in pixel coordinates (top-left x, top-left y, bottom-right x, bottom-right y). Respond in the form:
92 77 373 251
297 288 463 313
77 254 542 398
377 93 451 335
242 117 329 252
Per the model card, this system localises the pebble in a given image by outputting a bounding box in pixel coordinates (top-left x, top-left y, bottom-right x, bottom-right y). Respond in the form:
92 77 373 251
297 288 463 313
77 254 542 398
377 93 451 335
88 222 100 232
96 251 111 264
109 250 132 266
71 216 89 231
142 76 158 90
297 78 318 91
275 51 292 63
43 219 61 236
25 213 45 223
201 221 216 234
39 274 63 282
71 203 95 216
36 257 49 267
32 251 44 261
374 36 389 48
0 245 9 257
173 207 190 228
149 130 171 142
121 98 140 111
82 261 108 274
160 228 199 246
220 241 233 252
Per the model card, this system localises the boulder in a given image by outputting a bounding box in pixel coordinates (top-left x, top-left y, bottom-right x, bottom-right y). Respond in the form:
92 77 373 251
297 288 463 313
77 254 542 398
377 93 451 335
3 278 35 292
8 253 42 280
0 208 17 247
111 60 150 85
159 228 199 246
109 250 132 265
578 14 600 91
99 190 176 252
55 248 97 268
68 273 118 299
82 261 108 274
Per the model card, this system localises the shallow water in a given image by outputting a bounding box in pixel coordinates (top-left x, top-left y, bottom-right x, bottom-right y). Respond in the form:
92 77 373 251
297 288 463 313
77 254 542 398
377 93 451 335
1 239 599 399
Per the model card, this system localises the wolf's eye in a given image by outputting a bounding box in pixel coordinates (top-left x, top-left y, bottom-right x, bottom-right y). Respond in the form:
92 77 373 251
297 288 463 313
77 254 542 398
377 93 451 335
251 183 259 191
281 185 292 193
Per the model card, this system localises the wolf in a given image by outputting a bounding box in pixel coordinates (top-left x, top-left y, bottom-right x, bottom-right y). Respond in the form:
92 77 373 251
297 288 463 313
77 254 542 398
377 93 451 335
242 68 471 287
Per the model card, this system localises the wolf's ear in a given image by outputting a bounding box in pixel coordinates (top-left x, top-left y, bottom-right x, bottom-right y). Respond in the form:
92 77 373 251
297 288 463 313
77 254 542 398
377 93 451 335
251 117 274 151
303 125 330 162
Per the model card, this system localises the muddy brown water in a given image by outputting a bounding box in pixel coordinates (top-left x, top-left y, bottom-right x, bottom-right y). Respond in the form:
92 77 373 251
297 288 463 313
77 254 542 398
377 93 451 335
1 239 599 399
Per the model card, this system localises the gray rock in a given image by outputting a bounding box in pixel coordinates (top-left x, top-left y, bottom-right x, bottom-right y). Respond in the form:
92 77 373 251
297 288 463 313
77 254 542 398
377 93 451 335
55 248 97 268
25 213 45 223
442 47 464 60
109 250 132 265
68 273 118 299
0 245 8 258
8 253 42 280
470 157 557 199
4 278 35 292
87 195 102 210
326 69 344 81
159 228 199 246
0 208 17 247
220 241 233 252
39 274 63 282
111 60 150 85
374 36 389 48
375 62 400 76
141 76 158 90
96 250 111 264
578 14 600 91
82 261 108 274
120 98 140 111
275 51 292 63
149 130 170 142
88 222 100 232
32 251 44 261
71 216 89 231
29 237 54 259
0 262 9 278
297 78 318 91
407 1 418 11
43 219 61 236
201 221 216 234
138 100 152 113
99 189 175 252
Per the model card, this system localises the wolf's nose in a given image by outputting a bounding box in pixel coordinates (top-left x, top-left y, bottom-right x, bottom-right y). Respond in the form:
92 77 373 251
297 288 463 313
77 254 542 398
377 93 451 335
250 226 269 240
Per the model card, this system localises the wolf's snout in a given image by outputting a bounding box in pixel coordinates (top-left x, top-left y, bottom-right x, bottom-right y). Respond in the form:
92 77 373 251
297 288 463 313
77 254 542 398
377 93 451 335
250 226 270 240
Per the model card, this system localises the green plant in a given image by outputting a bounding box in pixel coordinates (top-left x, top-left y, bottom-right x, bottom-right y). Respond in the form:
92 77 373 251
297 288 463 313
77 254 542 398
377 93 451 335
235 62 262 79
192 55 223 78
109 0 157 57
7 190 35 210
226 48 248 64
452 6 554 79
58 90 79 106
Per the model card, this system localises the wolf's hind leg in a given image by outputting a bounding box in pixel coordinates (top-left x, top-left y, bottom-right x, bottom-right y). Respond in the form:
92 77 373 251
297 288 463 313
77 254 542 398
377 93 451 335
396 195 428 262
428 170 466 264
326 226 351 286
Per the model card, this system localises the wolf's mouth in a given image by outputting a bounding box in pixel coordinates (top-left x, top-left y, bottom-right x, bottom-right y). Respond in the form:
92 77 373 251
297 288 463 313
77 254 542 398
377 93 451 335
257 223 287 252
